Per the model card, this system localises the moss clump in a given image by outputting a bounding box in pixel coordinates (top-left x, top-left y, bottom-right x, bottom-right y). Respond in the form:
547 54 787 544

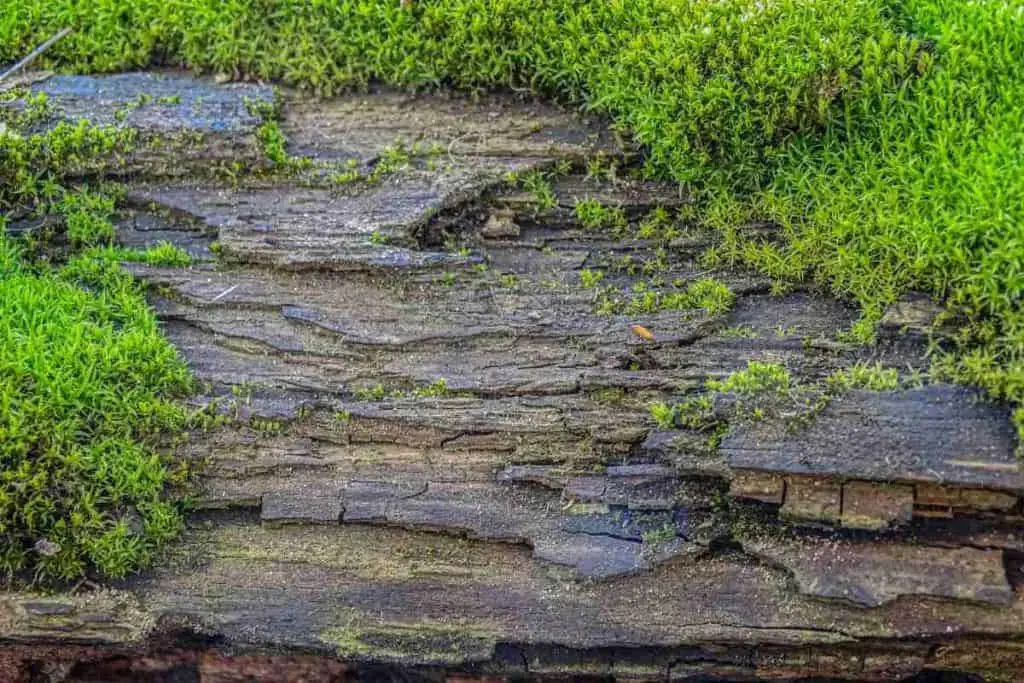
826 362 900 392
412 378 451 398
675 278 736 317
648 401 676 430
0 242 192 582
578 268 604 289
521 170 557 211
640 522 677 548
707 361 792 396
100 242 193 267
574 199 627 234
1 101 192 582
617 278 735 317
636 207 682 243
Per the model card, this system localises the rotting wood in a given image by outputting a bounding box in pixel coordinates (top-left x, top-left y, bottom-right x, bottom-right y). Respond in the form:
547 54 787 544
1 71 1022 682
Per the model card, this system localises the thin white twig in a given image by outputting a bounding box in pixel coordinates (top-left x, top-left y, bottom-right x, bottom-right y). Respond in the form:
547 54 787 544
0 28 72 85
211 284 239 302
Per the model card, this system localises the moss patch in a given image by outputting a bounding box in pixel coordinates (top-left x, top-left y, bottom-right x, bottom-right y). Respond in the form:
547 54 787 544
320 621 497 664
1 104 193 582
0 243 193 582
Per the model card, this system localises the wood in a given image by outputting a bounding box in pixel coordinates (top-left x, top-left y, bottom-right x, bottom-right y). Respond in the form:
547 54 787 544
1 71 1022 681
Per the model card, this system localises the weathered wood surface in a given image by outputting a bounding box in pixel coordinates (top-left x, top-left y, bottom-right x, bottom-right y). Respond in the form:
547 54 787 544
2 72 1023 682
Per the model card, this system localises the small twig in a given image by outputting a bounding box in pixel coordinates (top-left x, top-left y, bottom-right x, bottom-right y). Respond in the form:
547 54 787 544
210 284 239 302
0 27 72 86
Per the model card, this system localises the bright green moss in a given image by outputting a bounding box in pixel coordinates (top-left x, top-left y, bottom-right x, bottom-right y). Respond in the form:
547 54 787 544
578 268 604 289
574 199 627 234
521 171 557 211
648 401 675 430
622 278 735 317
0 240 192 582
826 362 900 392
707 361 792 396
0 106 192 582
116 241 193 267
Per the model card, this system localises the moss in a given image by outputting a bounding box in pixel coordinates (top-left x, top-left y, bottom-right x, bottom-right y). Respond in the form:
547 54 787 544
353 383 392 402
676 395 716 430
3 0 1022 443
100 242 193 267
320 621 497 664
1015 408 1024 459
0 103 198 582
0 242 193 582
648 401 676 430
589 387 627 406
249 417 283 436
0 0 1020 566
573 198 627 235
826 362 900 392
677 278 736 316
578 268 604 289
614 277 736 318
641 522 677 548
354 378 459 402
412 379 451 398
585 154 619 184
707 361 792 396
521 170 557 211
636 207 681 243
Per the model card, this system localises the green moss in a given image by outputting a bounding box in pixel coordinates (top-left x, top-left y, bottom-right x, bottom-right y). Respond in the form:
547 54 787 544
4 4 1021 442
100 242 193 267
826 362 900 392
0 0 1020 543
0 241 192 582
676 395 716 429
589 387 626 406
707 361 792 396
249 417 283 436
353 383 391 402
620 277 735 317
641 522 677 548
677 278 736 316
0 106 196 582
412 379 450 398
636 207 680 243
1015 408 1024 459
585 154 618 184
573 199 627 235
368 141 412 183
255 120 288 166
578 268 604 289
521 171 557 211
353 378 459 402
648 401 676 430
320 621 497 664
